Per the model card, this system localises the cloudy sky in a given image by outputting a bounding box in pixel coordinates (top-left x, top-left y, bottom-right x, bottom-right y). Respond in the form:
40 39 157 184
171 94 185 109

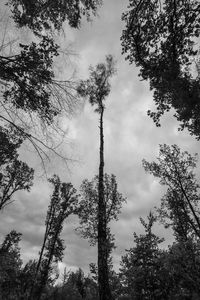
0 0 200 275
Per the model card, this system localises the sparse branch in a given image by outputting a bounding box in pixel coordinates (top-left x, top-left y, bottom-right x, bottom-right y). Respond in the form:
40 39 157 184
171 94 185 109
0 114 76 172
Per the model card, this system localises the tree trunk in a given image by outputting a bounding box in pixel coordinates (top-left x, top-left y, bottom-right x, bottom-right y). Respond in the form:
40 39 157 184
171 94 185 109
97 106 113 300
35 214 64 300
29 201 54 300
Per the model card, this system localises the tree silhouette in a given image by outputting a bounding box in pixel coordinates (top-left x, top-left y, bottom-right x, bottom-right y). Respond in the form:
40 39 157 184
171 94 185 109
8 0 102 34
78 55 116 300
76 173 126 250
120 213 166 300
0 158 34 211
143 144 200 241
31 175 79 300
1 0 102 166
0 126 34 211
0 126 24 166
0 230 22 299
121 0 200 138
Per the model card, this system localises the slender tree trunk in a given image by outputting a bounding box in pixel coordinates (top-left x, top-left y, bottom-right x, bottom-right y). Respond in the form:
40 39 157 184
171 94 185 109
36 214 64 300
29 202 54 300
97 106 113 300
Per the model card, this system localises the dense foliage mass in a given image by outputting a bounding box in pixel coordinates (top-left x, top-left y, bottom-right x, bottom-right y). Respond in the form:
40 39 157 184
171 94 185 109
121 0 200 138
76 173 126 248
1 36 59 124
1 0 102 164
8 0 102 33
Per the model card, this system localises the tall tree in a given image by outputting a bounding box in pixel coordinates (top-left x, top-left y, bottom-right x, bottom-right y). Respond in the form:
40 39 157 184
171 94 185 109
78 55 116 300
31 175 79 300
121 0 200 138
142 144 200 298
143 144 200 241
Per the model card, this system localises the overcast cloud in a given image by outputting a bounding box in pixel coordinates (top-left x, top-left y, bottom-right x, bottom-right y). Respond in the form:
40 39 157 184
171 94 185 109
0 0 200 275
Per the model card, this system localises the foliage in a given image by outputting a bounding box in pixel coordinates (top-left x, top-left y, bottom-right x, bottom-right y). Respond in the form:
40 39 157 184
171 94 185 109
1 0 92 166
120 213 166 300
121 0 200 138
1 36 59 124
77 54 116 112
43 268 99 300
76 173 126 248
19 260 38 299
0 126 34 211
0 230 22 300
7 0 102 34
0 158 34 210
0 126 24 166
32 175 79 300
120 222 200 299
143 144 200 240
165 239 200 298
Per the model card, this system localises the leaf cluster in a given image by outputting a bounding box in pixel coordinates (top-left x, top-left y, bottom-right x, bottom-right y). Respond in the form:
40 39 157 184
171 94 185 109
76 173 126 247
120 214 200 299
77 55 116 113
0 126 24 166
143 144 200 240
1 36 59 124
0 126 34 211
44 175 79 263
121 0 200 138
120 213 165 299
0 230 23 299
7 0 102 34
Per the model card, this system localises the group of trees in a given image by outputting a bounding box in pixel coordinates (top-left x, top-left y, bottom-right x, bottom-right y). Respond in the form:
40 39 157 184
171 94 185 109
1 0 200 299
0 3 125 296
120 144 200 300
2 143 200 300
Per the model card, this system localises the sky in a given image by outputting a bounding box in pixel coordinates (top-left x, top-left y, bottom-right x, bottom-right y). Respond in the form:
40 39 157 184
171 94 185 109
0 0 200 276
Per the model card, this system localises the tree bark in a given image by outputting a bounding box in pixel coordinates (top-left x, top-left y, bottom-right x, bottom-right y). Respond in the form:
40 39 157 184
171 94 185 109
97 105 113 300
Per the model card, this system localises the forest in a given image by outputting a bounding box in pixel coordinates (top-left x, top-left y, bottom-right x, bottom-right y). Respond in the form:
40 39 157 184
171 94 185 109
0 0 200 299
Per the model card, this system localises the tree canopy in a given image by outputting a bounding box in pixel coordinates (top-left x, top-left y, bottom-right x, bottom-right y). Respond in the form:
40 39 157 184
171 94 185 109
76 173 126 248
143 144 200 241
8 0 102 34
121 0 200 138
120 213 166 300
1 0 102 166
1 36 59 124
78 54 116 112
